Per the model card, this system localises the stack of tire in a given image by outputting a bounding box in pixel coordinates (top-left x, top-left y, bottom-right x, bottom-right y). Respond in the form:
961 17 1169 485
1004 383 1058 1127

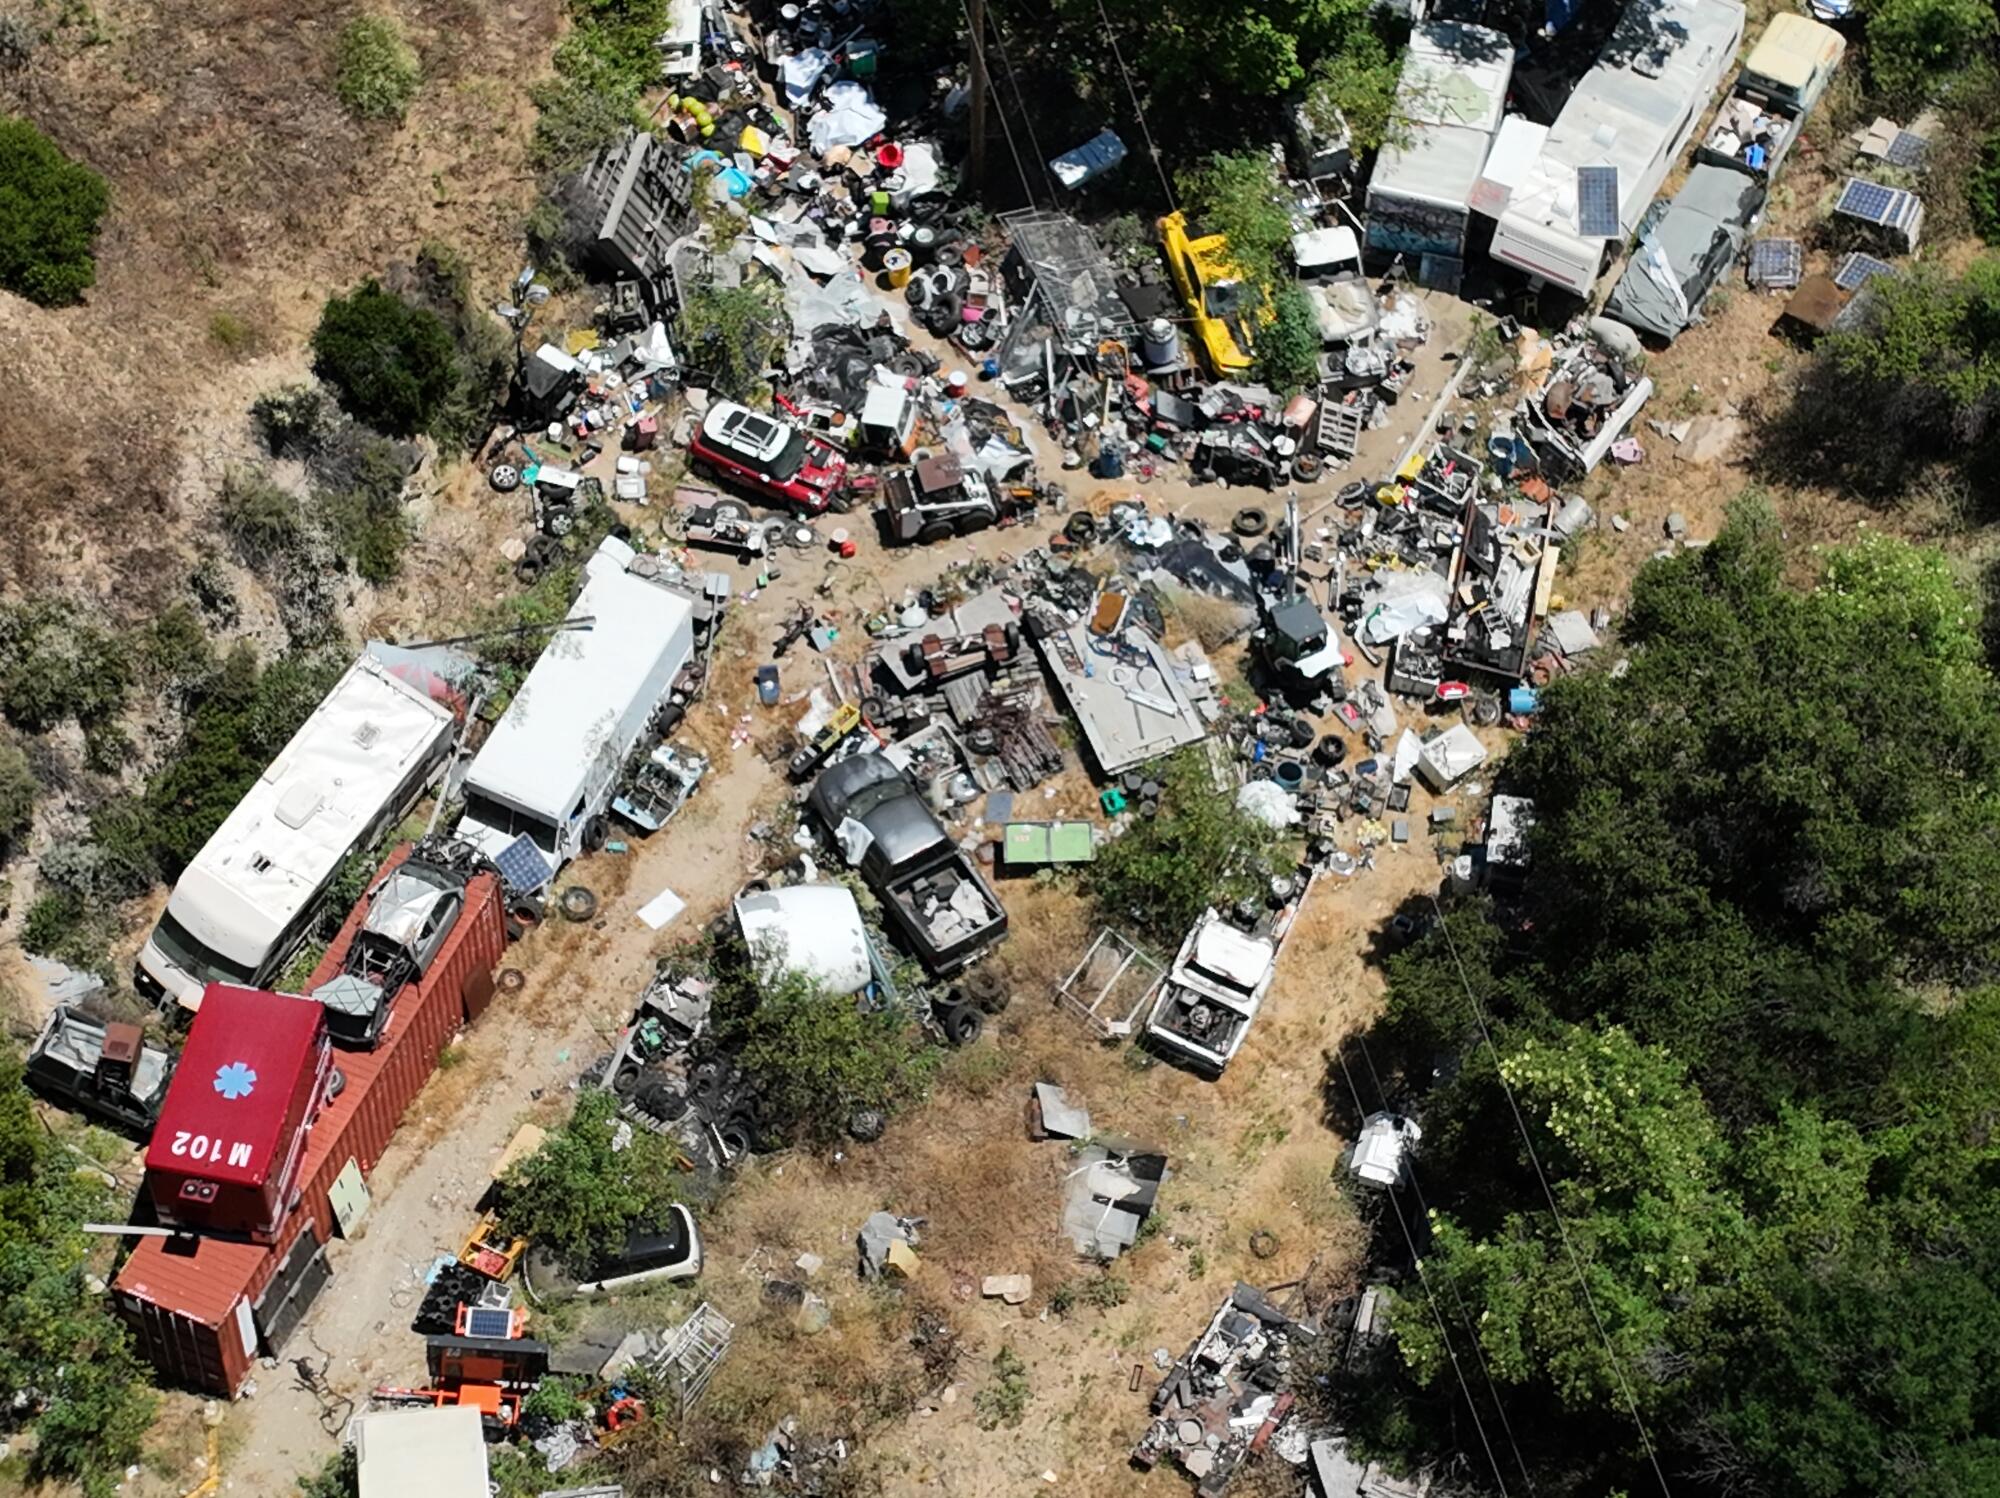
411 1263 490 1333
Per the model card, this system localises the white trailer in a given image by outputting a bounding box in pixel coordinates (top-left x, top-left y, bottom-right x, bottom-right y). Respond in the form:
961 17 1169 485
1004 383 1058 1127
1490 0 1744 297
1364 21 1515 267
458 538 698 876
135 653 459 1012
1144 870 1318 1076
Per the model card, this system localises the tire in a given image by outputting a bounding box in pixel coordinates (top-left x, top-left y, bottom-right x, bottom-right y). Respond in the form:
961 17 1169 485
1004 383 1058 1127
1289 715 1316 750
861 695 888 723
1064 512 1100 545
1249 1228 1281 1259
559 885 599 922
498 967 527 992
904 279 931 309
637 1080 687 1122
613 1065 640 1097
934 241 964 268
508 894 545 927
489 463 522 493
716 1114 756 1158
546 508 574 537
513 555 544 587
1292 452 1322 482
938 1001 984 1048
582 815 608 853
1231 506 1270 538
1313 734 1349 768
848 1108 887 1142
918 520 953 545
953 509 990 536
713 499 751 522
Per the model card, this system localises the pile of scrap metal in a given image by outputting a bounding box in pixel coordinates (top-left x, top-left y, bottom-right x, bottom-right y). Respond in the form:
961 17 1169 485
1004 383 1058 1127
1524 321 1655 474
1133 1283 1318 1494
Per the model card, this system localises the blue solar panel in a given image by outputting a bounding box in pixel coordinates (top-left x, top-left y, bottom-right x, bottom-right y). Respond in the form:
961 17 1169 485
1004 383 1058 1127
1883 130 1929 169
1833 252 1895 291
1836 179 1900 226
1576 166 1621 237
1747 239 1802 289
462 1305 517 1340
492 834 553 895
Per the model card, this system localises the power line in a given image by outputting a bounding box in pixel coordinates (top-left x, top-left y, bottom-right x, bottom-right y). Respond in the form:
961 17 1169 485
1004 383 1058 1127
1427 893 1675 1498
1087 0 1176 212
1333 1045 1514 1498
984 0 1058 203
957 0 1038 206
1354 1036 1537 1498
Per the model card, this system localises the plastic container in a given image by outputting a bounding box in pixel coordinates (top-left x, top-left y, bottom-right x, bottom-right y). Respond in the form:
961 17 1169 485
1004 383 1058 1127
945 370 969 397
883 248 913 288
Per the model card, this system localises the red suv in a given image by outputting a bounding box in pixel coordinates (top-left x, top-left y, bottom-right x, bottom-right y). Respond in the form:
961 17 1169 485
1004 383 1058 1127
687 401 848 514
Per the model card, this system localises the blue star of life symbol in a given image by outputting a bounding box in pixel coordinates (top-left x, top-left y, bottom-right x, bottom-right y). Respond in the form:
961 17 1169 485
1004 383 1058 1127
213 1062 258 1100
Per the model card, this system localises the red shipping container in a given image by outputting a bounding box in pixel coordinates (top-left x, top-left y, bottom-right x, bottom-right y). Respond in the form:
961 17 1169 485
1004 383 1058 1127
145 986 330 1242
116 849 508 1395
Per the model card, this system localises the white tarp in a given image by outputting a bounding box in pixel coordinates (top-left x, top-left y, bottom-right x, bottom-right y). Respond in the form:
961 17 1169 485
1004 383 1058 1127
808 82 886 153
779 48 834 104
1360 572 1451 643
1237 779 1301 828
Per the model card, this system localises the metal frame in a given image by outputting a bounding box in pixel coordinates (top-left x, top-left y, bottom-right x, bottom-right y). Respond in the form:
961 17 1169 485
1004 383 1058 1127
1054 928 1166 1039
642 1302 735 1422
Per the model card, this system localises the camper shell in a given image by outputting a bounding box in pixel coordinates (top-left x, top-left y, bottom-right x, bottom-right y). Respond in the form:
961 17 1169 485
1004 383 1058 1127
458 537 700 874
1605 165 1767 341
1697 14 1846 180
135 652 459 1012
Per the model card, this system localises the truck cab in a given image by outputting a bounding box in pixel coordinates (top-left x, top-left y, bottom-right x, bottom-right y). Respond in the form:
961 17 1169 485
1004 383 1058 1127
808 752 1008 975
308 854 469 1049
880 455 998 545
1146 870 1317 1077
25 1007 175 1136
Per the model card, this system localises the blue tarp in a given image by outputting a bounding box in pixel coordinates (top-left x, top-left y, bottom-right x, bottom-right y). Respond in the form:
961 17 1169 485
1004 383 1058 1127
1050 129 1128 190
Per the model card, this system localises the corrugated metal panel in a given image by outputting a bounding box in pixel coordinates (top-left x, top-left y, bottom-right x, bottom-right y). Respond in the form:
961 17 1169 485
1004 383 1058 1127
115 848 509 1396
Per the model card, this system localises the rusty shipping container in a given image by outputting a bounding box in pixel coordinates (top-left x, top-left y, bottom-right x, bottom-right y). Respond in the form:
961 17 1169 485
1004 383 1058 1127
115 846 508 1396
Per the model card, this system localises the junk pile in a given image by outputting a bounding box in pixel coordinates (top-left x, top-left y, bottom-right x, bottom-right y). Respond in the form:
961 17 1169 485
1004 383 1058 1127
1133 1283 1317 1494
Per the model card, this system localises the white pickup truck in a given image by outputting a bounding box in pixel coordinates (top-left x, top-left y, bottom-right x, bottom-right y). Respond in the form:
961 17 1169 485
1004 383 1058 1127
1145 870 1317 1077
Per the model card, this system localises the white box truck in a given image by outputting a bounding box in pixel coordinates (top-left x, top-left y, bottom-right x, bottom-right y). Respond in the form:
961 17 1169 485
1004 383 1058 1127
1489 0 1744 297
457 538 698 877
135 653 460 1012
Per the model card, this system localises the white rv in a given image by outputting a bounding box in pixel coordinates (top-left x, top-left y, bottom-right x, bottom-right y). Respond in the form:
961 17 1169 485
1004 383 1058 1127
457 538 698 878
1490 0 1745 297
135 653 459 1012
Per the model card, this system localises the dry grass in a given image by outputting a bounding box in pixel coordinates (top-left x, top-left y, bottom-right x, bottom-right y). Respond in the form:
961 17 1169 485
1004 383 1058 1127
1155 584 1254 652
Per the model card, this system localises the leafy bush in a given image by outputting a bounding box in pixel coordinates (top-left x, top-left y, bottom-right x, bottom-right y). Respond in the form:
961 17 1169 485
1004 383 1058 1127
208 309 259 355
252 383 335 459
139 601 218 700
218 465 307 566
1174 150 1294 287
973 1346 1031 1429
498 1090 684 1276
0 732 35 853
311 280 458 438
316 429 414 583
555 0 671 93
676 284 784 401
334 15 421 121
1259 283 1322 394
529 77 638 173
392 242 513 452
0 115 108 306
0 13 35 71
1305 21 1404 151
1089 748 1278 946
1867 0 1995 101
1969 128 2000 242
296 1446 358 1498
0 599 130 733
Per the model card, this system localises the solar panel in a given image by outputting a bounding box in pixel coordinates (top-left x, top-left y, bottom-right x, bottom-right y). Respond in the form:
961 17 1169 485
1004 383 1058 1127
462 1305 517 1340
1576 166 1621 238
1836 178 1901 226
1746 239 1803 289
1833 251 1896 291
1883 130 1929 169
492 833 554 895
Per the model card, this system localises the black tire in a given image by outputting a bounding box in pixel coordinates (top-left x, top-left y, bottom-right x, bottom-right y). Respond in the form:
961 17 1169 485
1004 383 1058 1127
508 894 545 927
689 1061 730 1106
713 499 751 522
938 1001 984 1048
612 1065 640 1097
559 885 599 922
1292 452 1323 482
919 520 953 545
513 555 544 587
1249 1228 1281 1260
1064 512 1100 545
582 816 608 853
861 695 888 723
1231 506 1270 537
1313 734 1349 768
934 241 964 268
498 967 527 992
904 279 931 309
717 1114 756 1158
1289 715 1317 750
637 1080 687 1121
848 1108 887 1142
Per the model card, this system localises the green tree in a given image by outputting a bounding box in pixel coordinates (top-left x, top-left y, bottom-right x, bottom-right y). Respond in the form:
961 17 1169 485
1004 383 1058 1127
334 14 421 121
675 284 784 401
1305 23 1405 151
498 1090 683 1275
310 280 458 438
1866 0 1995 101
0 115 108 306
1061 0 1373 99
0 1053 158 1495
1260 283 1322 393
1175 150 1294 287
1089 748 1278 946
709 961 933 1147
0 599 130 733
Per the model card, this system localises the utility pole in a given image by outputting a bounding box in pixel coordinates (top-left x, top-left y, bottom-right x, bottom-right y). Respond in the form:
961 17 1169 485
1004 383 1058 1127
967 0 989 190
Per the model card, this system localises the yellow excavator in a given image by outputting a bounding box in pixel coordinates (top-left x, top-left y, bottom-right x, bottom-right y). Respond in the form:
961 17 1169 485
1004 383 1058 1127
1158 211 1268 376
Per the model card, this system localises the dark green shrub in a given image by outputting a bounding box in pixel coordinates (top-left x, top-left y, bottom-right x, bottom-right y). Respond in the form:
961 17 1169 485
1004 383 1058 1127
0 733 34 853
0 600 130 733
218 466 307 566
310 280 458 437
0 115 108 306
252 383 334 458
